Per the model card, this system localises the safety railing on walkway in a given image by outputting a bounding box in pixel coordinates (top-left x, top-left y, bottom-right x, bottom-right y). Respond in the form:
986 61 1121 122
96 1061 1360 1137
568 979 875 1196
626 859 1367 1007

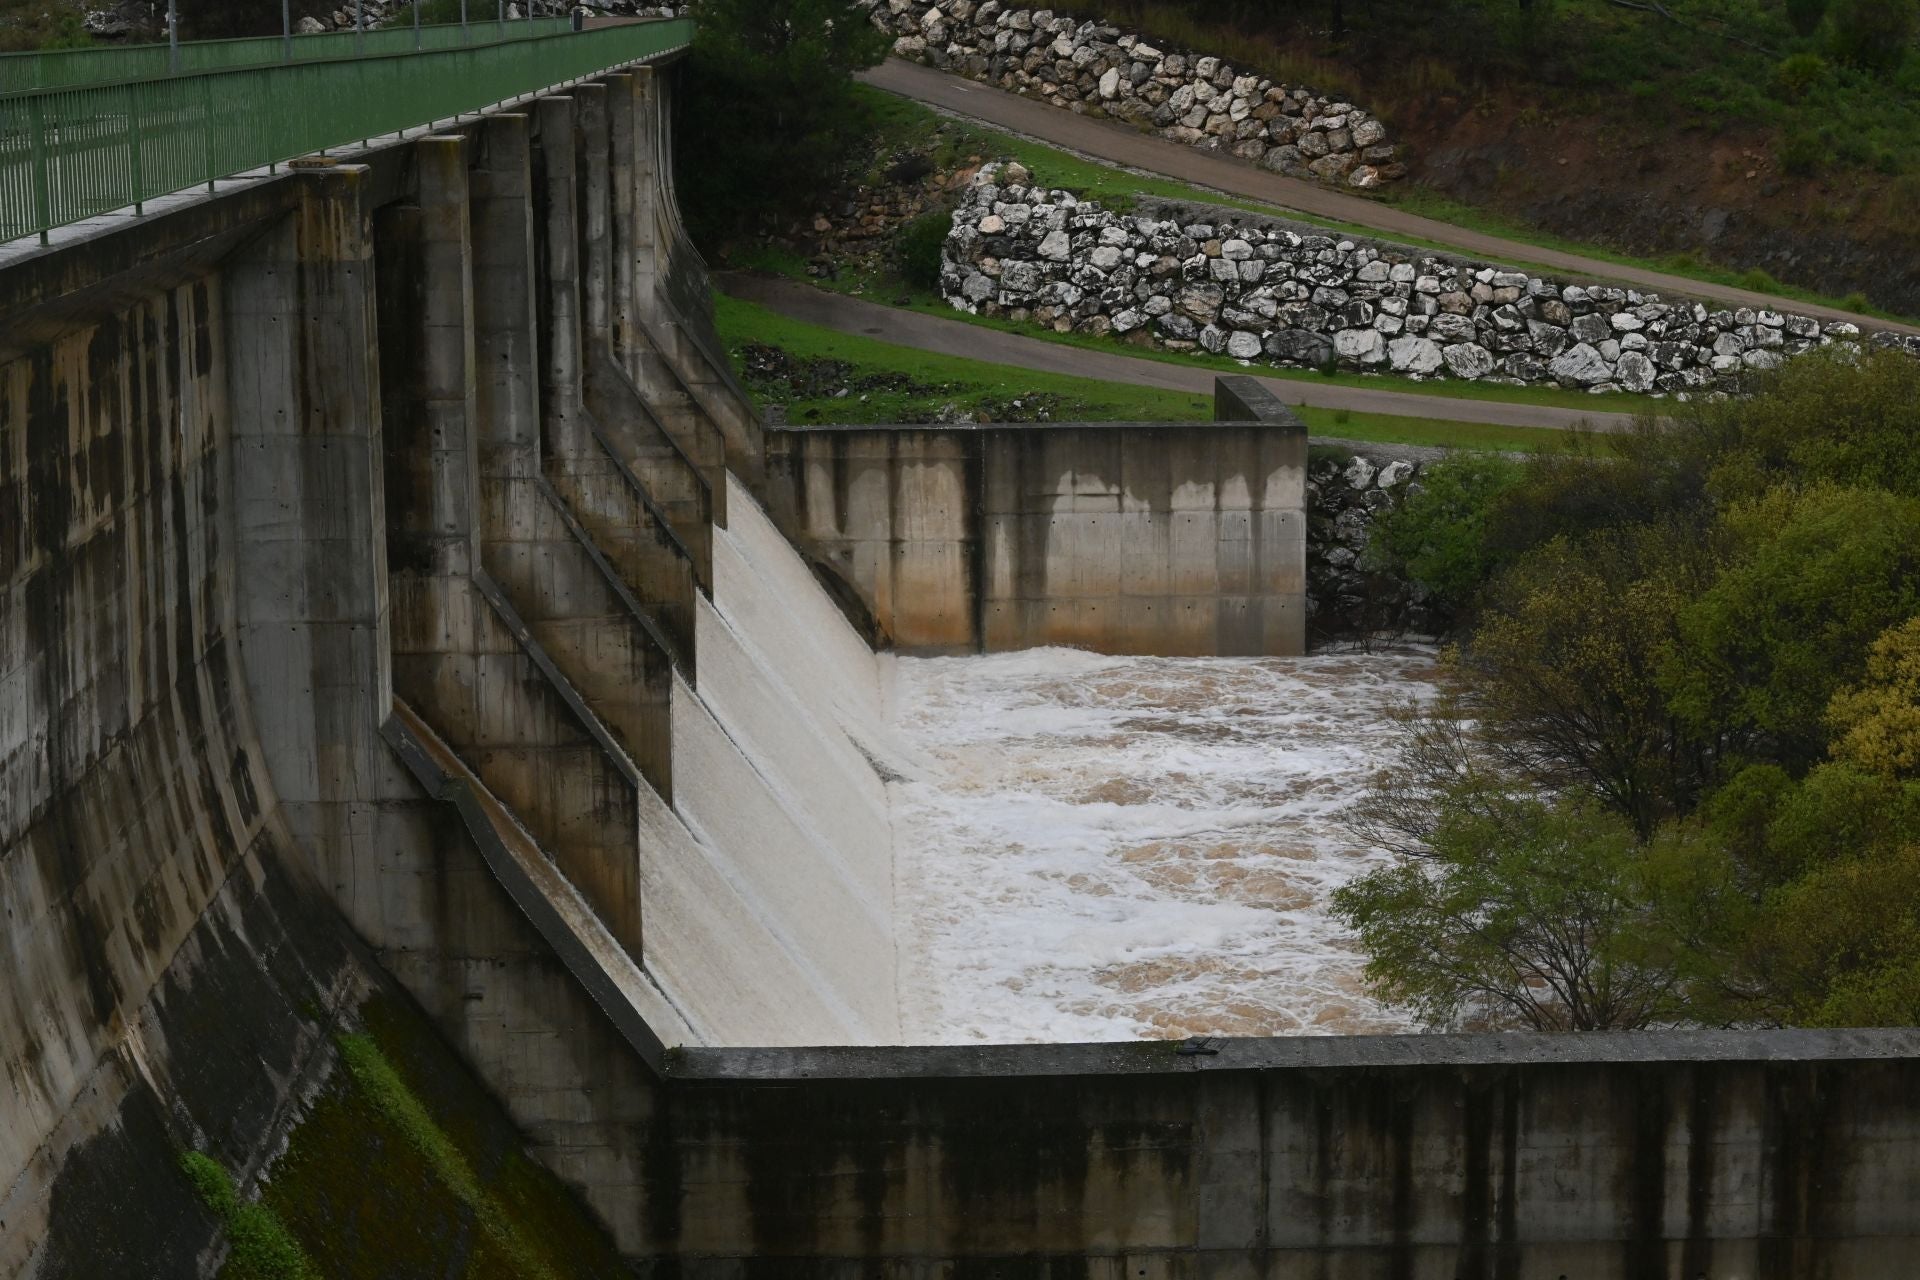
0 17 691 245
0 17 576 93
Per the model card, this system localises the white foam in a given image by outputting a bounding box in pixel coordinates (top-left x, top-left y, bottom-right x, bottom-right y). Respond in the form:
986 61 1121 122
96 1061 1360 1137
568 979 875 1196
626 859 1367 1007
890 646 1440 1043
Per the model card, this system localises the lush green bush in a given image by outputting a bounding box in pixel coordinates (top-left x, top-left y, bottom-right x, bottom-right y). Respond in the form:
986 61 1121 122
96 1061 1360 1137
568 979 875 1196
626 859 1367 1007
1333 792 1678 1031
1828 0 1917 73
1363 453 1521 623
894 210 953 292
1661 485 1920 773
1346 354 1920 1032
1773 52 1833 101
1788 0 1832 35
0 0 93 51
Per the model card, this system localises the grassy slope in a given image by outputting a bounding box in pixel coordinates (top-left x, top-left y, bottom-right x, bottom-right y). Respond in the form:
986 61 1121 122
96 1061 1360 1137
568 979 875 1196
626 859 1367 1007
715 292 1570 452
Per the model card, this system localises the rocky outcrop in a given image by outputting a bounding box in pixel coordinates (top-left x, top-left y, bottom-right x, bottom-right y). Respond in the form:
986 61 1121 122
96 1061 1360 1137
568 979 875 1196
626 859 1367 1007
859 0 1403 189
942 166 1920 394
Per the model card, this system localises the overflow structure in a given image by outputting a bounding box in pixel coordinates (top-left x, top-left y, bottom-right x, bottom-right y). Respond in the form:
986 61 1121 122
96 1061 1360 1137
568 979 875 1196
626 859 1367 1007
3 22 1919 1277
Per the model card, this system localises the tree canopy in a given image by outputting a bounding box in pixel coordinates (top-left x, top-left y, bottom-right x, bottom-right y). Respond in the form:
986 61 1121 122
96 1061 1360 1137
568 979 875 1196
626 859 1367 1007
1340 350 1920 1031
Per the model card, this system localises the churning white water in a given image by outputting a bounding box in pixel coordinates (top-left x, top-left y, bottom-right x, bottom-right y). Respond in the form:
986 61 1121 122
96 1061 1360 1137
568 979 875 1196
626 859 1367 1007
888 646 1441 1043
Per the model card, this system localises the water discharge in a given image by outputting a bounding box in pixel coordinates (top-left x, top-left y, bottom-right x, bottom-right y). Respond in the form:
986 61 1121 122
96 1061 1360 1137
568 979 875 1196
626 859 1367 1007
888 646 1442 1043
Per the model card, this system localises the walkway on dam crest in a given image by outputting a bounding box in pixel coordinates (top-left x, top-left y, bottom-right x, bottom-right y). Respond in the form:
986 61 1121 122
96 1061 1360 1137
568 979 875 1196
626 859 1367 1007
860 58 1919 338
721 272 1639 434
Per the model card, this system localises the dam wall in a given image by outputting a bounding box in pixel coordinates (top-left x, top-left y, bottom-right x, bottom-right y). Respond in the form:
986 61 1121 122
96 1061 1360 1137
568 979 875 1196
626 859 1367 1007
0 50 901 1269
7 36 1920 1279
654 1032 1920 1276
0 185 635 1276
764 379 1308 656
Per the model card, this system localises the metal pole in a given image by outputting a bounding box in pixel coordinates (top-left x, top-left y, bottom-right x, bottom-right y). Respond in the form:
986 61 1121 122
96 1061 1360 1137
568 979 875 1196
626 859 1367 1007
355 0 364 55
282 0 291 61
460 0 468 42
167 0 179 72
498 0 504 37
412 0 420 49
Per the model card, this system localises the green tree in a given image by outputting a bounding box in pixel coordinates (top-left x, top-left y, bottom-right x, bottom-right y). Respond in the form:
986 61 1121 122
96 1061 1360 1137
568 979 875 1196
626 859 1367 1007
1462 522 1715 835
1661 485 1920 774
1826 616 1920 779
0 0 93 50
674 0 889 248
1828 0 1916 72
1787 0 1831 35
1363 452 1521 624
1675 349 1920 504
1333 794 1680 1031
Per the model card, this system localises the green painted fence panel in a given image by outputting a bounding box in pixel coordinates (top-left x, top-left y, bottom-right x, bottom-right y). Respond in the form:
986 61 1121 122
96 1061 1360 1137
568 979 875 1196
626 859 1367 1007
0 18 691 243
0 17 577 92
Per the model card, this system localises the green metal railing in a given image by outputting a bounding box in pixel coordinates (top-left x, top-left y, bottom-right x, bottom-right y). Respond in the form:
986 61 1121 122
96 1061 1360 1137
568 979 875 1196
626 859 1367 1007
0 17 577 93
0 17 691 245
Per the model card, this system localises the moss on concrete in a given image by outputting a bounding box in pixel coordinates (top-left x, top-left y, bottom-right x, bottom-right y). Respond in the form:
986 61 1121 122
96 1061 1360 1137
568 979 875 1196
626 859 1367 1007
202 991 630 1278
178 1151 317 1280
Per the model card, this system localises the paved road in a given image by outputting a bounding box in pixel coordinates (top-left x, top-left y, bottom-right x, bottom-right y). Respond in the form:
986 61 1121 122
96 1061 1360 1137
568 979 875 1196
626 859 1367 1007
862 59 1917 337
721 273 1639 433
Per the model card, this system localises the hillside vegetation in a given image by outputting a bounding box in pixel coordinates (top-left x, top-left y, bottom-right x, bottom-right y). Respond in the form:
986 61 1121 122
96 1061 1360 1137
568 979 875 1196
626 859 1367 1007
1098 0 1920 314
1339 350 1920 1032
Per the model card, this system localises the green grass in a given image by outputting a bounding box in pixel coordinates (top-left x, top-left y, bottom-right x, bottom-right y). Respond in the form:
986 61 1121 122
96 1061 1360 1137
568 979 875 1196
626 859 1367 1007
1293 405 1570 453
717 291 1215 422
715 292 1569 452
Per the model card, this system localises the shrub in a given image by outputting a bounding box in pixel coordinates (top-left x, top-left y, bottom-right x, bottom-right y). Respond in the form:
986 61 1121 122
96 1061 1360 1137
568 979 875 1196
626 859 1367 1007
1363 452 1522 623
1828 0 1917 73
1772 52 1832 102
895 210 953 292
1778 129 1827 176
1787 0 1831 34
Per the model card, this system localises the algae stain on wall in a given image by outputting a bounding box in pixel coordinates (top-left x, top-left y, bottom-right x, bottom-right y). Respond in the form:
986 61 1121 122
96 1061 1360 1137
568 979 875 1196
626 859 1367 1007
184 995 629 1280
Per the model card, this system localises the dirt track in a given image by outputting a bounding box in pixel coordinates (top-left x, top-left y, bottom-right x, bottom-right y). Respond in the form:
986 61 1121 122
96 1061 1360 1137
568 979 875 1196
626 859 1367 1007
861 59 1917 338
721 273 1639 434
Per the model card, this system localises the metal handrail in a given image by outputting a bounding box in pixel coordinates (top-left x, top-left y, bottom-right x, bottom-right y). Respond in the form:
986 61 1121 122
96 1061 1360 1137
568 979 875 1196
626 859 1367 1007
0 17 579 93
0 17 693 246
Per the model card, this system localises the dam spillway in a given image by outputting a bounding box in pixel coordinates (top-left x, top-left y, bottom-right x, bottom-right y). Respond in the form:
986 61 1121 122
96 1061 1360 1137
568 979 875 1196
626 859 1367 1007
891 646 1437 1043
5 39 1920 1278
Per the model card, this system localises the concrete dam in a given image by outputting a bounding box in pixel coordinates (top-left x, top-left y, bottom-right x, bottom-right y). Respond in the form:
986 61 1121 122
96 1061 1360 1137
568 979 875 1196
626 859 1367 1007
5 34 1920 1279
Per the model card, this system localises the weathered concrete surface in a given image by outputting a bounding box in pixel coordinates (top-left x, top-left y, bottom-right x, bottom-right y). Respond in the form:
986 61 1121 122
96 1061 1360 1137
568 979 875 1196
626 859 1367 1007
639 1032 1920 1276
10 45 1920 1280
766 380 1308 656
0 180 636 1278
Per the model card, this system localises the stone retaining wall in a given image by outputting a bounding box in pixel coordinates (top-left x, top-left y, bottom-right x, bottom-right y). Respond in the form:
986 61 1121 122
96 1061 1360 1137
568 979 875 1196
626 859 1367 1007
859 0 1405 188
942 166 1920 394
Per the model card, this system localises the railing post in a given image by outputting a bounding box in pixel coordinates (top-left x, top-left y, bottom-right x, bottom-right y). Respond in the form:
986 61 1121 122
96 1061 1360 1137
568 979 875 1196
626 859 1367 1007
413 0 421 50
126 83 146 215
283 0 292 62
202 74 216 191
461 0 469 43
27 95 52 245
167 0 180 72
355 0 364 56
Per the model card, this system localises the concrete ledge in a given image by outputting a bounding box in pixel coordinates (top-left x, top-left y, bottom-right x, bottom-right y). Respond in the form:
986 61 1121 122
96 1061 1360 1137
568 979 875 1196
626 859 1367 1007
671 1027 1920 1080
382 701 690 1071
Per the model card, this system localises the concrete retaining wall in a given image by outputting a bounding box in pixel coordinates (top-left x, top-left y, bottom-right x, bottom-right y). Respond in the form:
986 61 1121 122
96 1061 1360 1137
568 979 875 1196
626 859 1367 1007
765 379 1309 656
649 1032 1920 1276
